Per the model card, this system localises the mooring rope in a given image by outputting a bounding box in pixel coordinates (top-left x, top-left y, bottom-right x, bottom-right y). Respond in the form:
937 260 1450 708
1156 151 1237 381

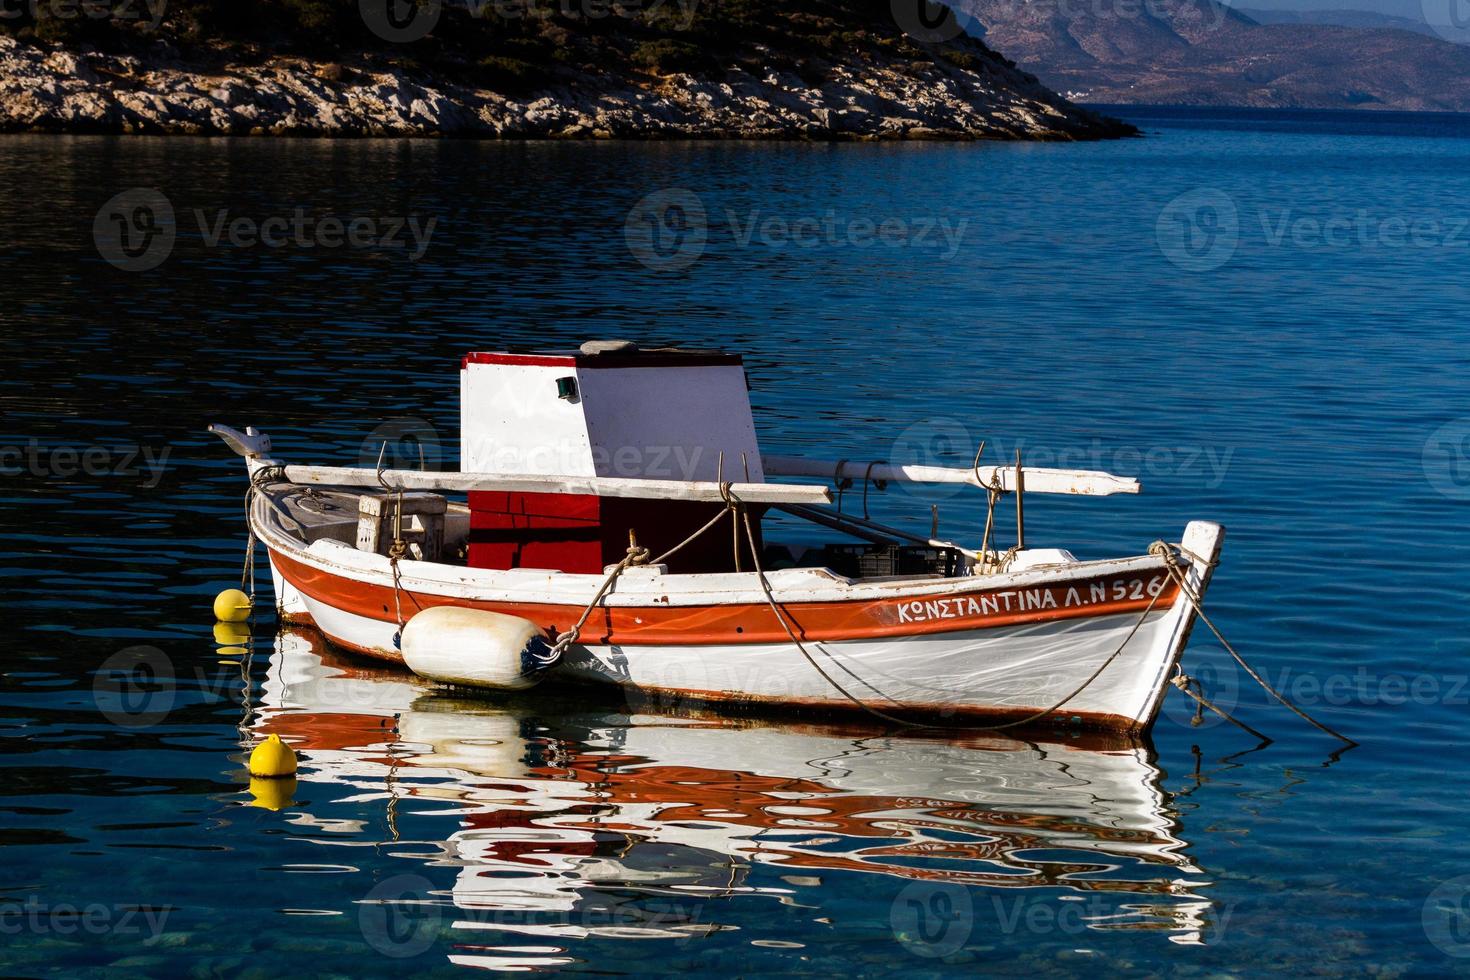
1170 667 1272 742
1154 546 1357 745
547 540 651 659
384 481 413 638
735 503 918 726
240 465 288 610
862 460 887 520
548 485 750 661
734 489 1168 732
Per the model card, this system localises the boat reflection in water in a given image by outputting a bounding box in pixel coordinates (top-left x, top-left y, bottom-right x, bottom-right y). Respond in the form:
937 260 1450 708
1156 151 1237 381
254 629 1215 969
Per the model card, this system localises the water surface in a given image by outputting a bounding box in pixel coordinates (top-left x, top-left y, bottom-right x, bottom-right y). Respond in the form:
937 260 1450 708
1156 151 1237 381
2 108 1468 975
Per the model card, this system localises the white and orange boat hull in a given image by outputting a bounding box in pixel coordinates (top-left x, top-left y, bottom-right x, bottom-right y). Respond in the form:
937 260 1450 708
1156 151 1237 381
255 490 1222 733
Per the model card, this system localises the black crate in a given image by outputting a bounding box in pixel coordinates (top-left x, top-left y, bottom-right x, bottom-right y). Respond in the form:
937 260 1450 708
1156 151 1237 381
818 542 958 578
856 544 900 578
818 543 869 578
896 546 959 577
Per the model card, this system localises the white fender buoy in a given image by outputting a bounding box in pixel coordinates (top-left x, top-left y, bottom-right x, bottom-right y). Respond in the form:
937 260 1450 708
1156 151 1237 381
400 607 558 691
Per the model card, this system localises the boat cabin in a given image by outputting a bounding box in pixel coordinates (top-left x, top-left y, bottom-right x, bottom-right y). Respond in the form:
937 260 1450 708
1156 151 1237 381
230 341 1141 584
459 342 768 574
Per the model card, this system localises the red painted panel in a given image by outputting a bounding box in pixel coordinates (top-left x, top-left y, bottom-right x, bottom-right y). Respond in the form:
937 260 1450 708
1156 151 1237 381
461 352 578 369
466 491 765 574
468 491 604 573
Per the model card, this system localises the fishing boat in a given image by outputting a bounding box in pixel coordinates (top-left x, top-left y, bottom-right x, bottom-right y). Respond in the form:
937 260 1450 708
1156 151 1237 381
212 341 1224 733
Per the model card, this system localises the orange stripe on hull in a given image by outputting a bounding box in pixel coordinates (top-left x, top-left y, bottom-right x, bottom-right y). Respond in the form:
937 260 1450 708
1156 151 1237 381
269 546 1178 648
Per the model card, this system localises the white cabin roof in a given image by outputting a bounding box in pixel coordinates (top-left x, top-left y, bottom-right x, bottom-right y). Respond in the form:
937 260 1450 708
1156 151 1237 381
460 345 763 483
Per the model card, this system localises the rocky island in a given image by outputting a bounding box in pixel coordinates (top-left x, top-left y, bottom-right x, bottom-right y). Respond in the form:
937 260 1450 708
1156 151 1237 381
0 0 1134 140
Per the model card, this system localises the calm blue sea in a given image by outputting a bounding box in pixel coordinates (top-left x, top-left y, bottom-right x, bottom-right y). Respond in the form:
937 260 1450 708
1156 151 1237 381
3 105 1470 976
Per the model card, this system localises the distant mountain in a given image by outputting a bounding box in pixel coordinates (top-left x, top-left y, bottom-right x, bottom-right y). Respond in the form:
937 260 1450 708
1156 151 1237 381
1236 7 1470 42
960 0 1470 110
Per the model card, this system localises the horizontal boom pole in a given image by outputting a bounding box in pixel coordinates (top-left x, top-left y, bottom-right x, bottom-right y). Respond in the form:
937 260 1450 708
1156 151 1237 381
760 455 1139 496
278 464 834 506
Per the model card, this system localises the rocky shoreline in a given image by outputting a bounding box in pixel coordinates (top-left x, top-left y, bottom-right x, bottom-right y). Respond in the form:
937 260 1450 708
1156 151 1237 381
0 36 1134 141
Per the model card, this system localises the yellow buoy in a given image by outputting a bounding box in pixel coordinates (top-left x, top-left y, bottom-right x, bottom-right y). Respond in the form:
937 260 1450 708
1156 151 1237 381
249 734 298 778
213 622 251 647
248 775 297 811
213 588 252 623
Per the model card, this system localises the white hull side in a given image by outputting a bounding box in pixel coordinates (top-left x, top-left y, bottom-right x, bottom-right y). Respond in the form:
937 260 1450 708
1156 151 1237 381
561 608 1178 725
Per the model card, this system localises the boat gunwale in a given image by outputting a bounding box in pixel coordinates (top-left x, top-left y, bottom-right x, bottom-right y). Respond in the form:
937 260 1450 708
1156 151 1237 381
253 492 1194 654
251 484 1186 610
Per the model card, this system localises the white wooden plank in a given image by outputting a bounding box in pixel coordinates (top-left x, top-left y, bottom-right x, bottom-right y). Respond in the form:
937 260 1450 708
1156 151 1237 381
278 464 832 505
760 455 1140 496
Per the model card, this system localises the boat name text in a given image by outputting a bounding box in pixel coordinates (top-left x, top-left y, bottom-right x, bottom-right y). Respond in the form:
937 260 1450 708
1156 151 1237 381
893 575 1167 625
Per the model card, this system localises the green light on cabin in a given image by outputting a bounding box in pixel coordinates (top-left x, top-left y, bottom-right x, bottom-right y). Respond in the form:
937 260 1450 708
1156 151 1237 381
556 376 578 401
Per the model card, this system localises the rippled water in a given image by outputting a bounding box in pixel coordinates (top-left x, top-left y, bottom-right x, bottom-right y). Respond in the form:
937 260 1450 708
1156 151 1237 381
3 107 1470 975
